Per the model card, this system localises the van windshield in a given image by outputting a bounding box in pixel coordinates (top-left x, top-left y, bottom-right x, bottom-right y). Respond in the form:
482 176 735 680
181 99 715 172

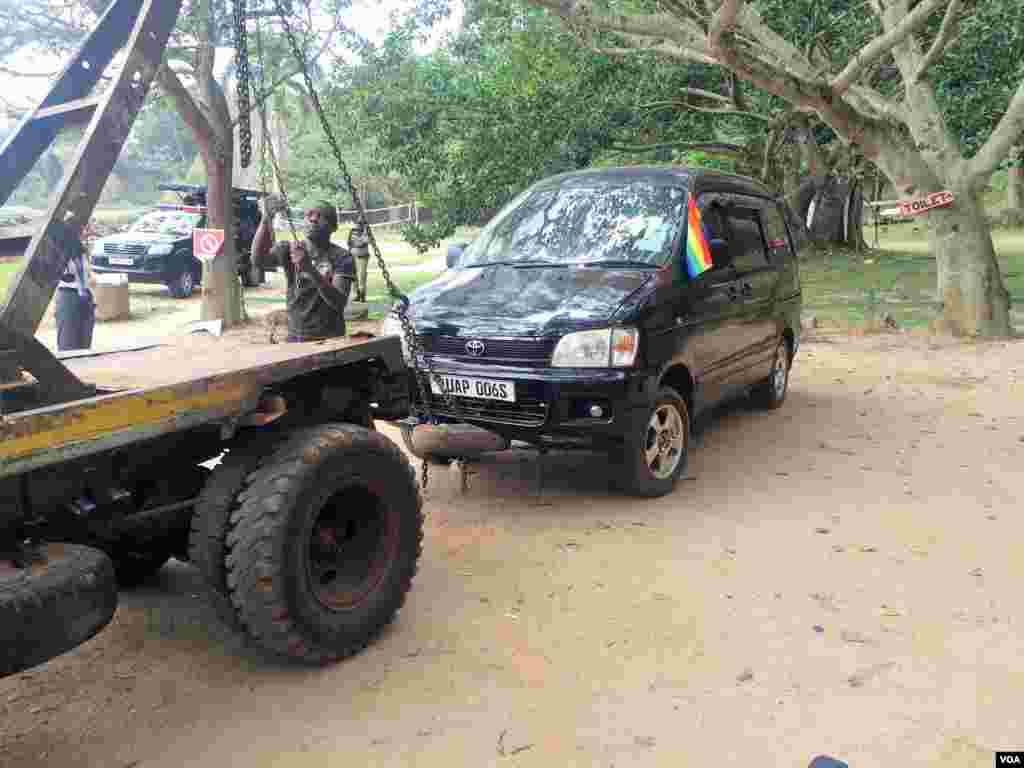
460 182 687 268
128 209 202 236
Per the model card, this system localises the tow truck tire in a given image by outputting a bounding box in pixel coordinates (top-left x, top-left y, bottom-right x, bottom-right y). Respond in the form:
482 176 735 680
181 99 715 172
190 441 279 596
1 543 118 678
225 424 423 664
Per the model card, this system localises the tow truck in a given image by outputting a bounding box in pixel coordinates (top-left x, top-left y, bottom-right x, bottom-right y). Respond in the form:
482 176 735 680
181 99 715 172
0 0 423 676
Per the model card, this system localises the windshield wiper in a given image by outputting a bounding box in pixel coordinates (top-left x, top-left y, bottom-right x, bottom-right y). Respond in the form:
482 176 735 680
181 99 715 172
574 260 658 269
461 260 563 268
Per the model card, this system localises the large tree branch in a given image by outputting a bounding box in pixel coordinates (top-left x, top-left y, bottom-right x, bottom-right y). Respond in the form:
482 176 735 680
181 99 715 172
708 1 816 110
830 0 949 95
593 42 715 65
846 84 907 124
911 0 963 84
881 2 964 176
732 4 823 81
968 79 1024 184
531 0 895 163
641 88 770 121
680 103 770 121
191 0 232 148
158 64 219 157
533 0 716 62
678 87 731 104
610 140 745 155
709 0 893 161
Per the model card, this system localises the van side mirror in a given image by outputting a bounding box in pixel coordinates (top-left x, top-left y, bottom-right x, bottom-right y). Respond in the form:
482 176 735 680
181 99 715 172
447 241 470 269
708 238 731 269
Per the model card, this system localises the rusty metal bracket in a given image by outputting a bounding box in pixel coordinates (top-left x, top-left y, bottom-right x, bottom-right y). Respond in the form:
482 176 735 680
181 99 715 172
0 319 95 407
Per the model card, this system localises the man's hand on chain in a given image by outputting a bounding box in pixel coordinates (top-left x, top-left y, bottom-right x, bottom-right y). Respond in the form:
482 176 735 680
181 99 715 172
289 240 309 268
262 193 287 218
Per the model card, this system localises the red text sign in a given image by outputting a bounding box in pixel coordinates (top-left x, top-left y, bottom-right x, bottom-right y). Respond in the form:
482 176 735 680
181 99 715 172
896 191 954 217
193 228 225 259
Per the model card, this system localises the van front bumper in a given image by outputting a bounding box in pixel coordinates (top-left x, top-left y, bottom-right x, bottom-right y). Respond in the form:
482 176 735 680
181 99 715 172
403 359 658 449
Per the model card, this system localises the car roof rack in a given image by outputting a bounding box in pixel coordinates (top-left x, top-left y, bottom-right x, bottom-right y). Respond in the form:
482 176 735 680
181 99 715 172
158 183 264 198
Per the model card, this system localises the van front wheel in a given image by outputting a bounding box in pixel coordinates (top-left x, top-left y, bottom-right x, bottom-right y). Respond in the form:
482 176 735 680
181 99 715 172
614 387 690 498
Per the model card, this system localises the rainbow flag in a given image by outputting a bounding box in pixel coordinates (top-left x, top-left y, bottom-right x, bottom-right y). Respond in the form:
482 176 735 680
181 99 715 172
685 197 713 279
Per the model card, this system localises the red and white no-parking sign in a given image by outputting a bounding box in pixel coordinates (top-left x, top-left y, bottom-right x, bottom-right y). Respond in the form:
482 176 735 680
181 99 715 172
193 228 225 260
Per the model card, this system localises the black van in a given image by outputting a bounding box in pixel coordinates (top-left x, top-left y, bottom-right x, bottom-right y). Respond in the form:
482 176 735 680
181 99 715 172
385 166 802 497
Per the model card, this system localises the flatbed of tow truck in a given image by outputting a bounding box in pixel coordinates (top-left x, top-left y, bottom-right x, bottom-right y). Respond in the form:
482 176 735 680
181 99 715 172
1 331 403 478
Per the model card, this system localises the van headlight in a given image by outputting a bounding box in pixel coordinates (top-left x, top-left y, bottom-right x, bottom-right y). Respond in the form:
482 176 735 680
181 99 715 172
551 327 638 368
381 313 410 362
148 243 173 256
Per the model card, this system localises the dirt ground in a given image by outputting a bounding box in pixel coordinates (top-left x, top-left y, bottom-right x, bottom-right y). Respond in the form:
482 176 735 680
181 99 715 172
2 331 1023 768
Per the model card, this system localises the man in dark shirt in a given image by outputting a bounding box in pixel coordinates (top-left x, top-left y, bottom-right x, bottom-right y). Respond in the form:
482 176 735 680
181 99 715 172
347 218 370 302
252 196 354 342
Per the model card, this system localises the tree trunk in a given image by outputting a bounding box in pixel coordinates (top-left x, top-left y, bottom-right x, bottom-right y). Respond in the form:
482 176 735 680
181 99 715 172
929 194 1012 336
199 144 242 325
1008 144 1023 211
870 134 1012 337
796 118 826 177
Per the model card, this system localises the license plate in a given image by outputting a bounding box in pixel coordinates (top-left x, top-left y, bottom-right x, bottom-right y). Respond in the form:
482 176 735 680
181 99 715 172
108 257 134 266
430 375 515 402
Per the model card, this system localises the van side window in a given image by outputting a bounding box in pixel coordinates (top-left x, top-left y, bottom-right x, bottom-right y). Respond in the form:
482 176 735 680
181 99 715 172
696 196 731 272
723 207 769 273
761 203 793 263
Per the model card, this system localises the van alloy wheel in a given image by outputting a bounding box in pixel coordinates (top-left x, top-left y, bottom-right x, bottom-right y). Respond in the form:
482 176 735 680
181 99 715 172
645 403 685 480
616 386 690 498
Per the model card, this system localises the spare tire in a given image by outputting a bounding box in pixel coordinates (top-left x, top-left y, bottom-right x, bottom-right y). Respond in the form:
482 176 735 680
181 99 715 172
0 543 118 678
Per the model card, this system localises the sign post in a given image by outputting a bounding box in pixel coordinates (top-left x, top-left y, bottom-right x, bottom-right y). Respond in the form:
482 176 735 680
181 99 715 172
895 190 954 217
192 228 225 261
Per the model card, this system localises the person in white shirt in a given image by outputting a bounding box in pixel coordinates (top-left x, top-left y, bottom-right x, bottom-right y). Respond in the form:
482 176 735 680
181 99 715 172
55 235 95 351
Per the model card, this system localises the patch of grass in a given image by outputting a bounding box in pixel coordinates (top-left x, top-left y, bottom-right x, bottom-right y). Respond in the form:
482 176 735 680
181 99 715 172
93 207 147 228
242 268 442 321
363 268 441 304
0 261 21 294
801 227 1024 329
271 224 481 268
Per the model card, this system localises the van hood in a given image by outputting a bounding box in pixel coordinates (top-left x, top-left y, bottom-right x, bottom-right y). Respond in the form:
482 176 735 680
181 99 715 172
407 264 654 336
98 231 186 247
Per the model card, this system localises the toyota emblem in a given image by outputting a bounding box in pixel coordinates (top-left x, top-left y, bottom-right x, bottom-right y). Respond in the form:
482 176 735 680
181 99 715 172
465 339 486 357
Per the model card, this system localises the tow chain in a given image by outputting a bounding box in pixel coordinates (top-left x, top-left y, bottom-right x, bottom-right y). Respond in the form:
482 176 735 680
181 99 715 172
233 0 252 169
243 0 462 489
